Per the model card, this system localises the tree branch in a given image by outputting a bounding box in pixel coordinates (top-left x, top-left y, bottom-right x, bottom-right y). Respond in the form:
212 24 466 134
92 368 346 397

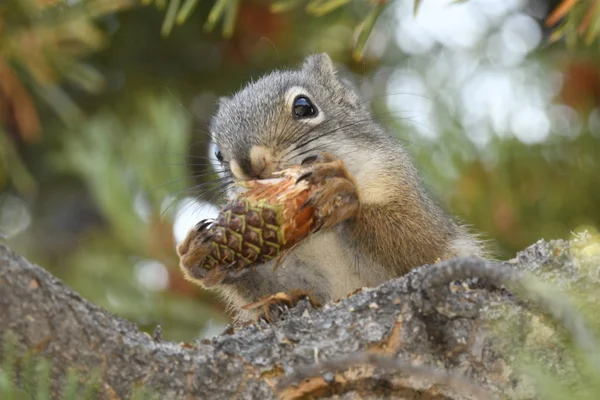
0 236 598 399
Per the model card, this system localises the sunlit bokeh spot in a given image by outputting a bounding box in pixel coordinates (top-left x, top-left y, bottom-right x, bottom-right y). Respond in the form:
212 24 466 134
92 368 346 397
588 108 600 138
549 105 582 138
173 197 220 245
386 70 438 139
133 191 152 223
388 0 558 147
199 318 229 340
0 194 31 238
134 259 170 291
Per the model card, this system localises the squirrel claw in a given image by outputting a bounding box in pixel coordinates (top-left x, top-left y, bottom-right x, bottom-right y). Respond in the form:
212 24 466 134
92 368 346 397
298 153 347 184
295 171 313 184
301 154 320 165
300 152 337 166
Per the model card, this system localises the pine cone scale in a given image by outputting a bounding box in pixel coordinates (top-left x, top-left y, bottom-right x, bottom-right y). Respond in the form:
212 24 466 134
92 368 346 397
189 168 320 277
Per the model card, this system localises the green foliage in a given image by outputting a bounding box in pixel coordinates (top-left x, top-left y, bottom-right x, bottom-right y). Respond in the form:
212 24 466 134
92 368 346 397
39 94 227 340
56 94 191 250
154 0 390 60
481 236 600 399
513 306 600 400
202 0 240 38
0 128 36 197
0 0 133 126
546 1 600 47
0 0 139 196
352 0 387 61
404 128 600 257
0 331 160 400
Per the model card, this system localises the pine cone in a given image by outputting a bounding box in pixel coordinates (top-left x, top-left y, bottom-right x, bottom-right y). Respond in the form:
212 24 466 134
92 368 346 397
180 167 318 285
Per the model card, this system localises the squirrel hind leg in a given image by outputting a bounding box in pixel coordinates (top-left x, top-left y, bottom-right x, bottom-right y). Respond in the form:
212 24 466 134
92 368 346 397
242 289 321 323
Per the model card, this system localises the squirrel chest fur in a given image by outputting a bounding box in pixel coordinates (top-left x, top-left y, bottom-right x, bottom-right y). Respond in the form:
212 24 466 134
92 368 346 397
177 53 484 323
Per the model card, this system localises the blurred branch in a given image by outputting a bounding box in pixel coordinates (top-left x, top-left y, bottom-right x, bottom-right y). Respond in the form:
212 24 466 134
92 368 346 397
153 0 600 71
546 0 600 46
158 0 392 59
0 126 37 196
203 0 239 38
352 0 388 61
155 0 600 63
54 95 191 256
0 0 140 137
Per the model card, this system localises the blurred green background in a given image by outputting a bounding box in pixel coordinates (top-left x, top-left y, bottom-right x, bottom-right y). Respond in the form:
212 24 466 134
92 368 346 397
1 0 599 341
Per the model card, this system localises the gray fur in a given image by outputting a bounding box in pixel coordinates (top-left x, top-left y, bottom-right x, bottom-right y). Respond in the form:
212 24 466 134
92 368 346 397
208 53 485 323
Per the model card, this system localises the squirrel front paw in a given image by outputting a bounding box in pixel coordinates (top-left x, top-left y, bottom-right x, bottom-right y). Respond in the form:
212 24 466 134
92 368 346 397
242 289 321 323
177 220 227 288
296 152 360 231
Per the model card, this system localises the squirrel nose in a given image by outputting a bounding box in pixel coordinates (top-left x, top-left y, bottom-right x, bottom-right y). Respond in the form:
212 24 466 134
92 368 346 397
230 146 274 180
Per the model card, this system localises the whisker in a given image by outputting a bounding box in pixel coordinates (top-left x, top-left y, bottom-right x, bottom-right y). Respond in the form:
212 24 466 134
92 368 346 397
162 163 220 169
190 180 233 207
171 188 222 220
289 145 360 164
164 86 203 124
137 178 190 206
284 118 368 158
277 117 312 153
177 153 225 161
282 113 423 162
186 138 215 152
154 177 229 207
276 93 358 151
361 91 433 103
284 104 350 149
271 101 286 148
160 179 233 219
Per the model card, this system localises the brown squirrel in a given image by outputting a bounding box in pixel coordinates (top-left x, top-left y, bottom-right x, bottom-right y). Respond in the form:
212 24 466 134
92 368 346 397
177 53 485 324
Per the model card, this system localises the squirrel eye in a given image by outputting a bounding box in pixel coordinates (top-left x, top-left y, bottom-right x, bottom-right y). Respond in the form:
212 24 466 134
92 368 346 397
292 96 317 119
214 147 224 162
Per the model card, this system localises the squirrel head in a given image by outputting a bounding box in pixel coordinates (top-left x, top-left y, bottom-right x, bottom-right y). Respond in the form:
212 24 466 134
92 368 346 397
209 53 376 184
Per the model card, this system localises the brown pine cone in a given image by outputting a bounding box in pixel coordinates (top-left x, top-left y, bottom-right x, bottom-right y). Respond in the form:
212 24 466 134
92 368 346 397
177 167 319 287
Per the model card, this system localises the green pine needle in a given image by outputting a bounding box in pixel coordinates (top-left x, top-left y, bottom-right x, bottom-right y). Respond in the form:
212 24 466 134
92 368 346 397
61 369 81 400
413 0 422 16
36 359 52 400
270 0 304 13
204 0 233 33
161 0 182 37
353 1 387 61
222 0 240 38
306 0 351 17
175 0 199 25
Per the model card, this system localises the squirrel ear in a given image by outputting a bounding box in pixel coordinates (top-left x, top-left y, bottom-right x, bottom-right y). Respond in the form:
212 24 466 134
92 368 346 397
302 53 362 108
302 53 337 80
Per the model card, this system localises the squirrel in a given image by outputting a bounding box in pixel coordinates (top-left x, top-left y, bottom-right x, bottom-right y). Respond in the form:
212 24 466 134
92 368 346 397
177 53 486 324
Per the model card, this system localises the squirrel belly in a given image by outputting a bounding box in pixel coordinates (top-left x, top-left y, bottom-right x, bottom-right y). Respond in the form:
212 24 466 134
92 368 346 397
179 53 486 323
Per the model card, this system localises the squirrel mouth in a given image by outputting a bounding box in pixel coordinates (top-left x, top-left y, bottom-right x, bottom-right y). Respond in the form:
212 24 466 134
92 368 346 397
229 166 298 198
230 176 286 198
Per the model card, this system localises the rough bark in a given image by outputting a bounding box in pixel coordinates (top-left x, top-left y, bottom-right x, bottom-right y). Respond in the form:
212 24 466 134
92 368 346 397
0 235 599 400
